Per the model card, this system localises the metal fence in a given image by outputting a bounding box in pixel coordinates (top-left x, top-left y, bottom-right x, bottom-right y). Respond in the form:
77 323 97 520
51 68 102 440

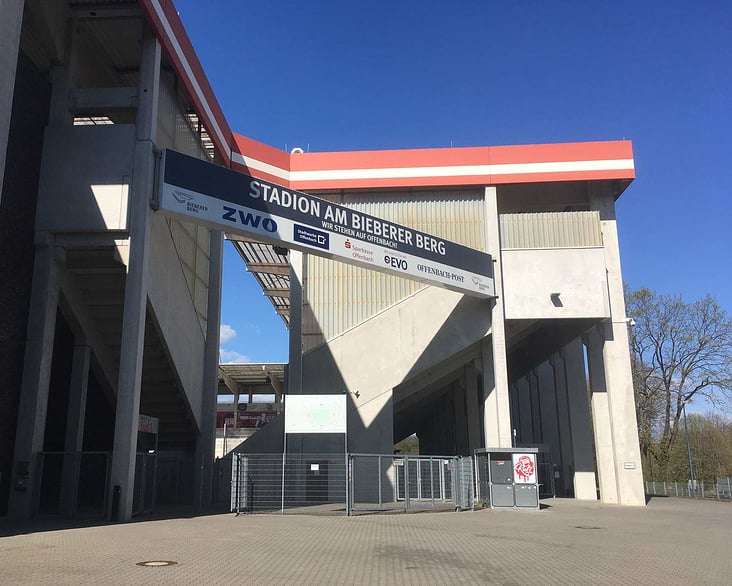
646 479 732 501
231 453 347 515
231 453 474 516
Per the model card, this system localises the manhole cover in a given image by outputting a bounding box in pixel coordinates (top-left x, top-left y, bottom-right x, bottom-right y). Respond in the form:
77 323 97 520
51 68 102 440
574 526 602 530
136 561 178 567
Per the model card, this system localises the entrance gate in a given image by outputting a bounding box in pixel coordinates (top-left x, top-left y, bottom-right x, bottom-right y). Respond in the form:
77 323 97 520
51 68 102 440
348 454 474 515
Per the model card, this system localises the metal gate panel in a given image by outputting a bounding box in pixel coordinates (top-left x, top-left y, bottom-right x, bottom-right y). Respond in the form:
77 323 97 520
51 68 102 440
232 453 346 515
349 454 473 514
230 453 249 513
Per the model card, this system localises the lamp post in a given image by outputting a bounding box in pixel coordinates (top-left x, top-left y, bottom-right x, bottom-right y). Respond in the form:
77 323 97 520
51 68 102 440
682 399 695 497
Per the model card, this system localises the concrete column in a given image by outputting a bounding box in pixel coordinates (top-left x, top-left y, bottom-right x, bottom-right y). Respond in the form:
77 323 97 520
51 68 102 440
465 362 482 452
0 0 24 205
60 342 91 516
109 30 160 521
9 235 61 519
585 329 618 504
590 187 645 506
550 352 574 496
287 250 305 395
563 337 598 500
537 361 562 478
194 229 223 511
482 186 511 447
232 390 240 428
285 250 306 454
454 376 469 455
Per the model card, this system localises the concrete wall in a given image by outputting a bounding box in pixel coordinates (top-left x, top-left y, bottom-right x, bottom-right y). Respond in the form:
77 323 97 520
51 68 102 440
0 51 52 515
502 247 610 320
0 0 24 204
35 125 135 232
301 286 492 453
147 213 208 427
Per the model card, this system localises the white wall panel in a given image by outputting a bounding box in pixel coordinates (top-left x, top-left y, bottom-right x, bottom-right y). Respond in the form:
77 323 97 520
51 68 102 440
500 211 602 249
303 190 485 350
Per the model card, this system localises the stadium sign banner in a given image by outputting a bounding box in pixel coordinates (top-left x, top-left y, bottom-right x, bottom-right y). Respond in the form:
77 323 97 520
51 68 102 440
158 149 495 298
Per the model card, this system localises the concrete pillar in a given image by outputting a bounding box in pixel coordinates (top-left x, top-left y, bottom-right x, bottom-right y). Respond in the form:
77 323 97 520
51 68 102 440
453 377 469 455
109 30 160 521
537 361 562 480
465 362 482 452
287 250 305 395
285 249 306 454
482 186 511 447
550 352 574 496
60 342 91 516
562 337 598 500
194 229 223 511
0 0 24 205
585 329 618 504
9 235 61 519
589 187 645 506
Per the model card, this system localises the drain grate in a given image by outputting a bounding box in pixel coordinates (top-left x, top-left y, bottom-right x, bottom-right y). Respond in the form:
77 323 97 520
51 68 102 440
136 561 178 567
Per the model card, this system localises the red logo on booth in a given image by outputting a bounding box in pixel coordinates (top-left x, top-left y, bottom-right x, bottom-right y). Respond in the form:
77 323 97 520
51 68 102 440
514 455 535 482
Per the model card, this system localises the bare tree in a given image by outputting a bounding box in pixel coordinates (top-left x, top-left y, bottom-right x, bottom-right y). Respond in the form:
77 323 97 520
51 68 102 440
626 287 732 468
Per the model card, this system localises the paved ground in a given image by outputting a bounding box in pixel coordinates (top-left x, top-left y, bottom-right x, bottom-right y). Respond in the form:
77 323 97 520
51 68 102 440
1 497 731 585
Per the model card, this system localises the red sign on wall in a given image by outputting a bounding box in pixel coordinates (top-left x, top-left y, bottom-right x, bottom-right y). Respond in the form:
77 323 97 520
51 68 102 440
512 453 537 484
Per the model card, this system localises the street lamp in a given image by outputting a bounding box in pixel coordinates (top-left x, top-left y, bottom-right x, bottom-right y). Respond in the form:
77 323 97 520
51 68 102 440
682 398 695 497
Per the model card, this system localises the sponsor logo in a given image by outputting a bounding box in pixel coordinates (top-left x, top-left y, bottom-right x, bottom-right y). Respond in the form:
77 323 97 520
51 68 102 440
172 189 208 214
172 190 193 204
222 206 277 232
417 264 465 283
384 255 408 270
294 224 329 250
348 242 374 263
471 276 491 292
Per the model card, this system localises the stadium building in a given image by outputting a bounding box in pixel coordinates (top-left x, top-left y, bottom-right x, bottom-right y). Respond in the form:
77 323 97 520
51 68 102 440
0 0 644 521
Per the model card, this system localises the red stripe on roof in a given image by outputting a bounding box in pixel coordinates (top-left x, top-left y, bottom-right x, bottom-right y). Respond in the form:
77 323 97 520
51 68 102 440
487 141 633 164
289 170 635 191
288 141 634 173
139 3 635 192
232 133 290 174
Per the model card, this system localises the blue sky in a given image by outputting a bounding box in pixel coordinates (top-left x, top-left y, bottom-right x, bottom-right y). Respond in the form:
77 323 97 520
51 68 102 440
172 1 732 370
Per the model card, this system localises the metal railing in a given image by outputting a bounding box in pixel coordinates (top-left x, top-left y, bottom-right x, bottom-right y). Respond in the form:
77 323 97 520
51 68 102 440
348 454 474 515
349 454 473 514
231 453 347 515
230 453 475 516
646 479 732 500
